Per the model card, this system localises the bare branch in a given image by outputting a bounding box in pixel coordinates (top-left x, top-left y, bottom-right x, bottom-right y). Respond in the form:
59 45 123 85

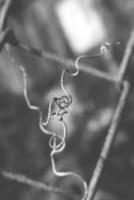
1 170 68 196
17 43 118 83
85 28 134 200
6 30 117 83
118 28 134 82
85 80 130 200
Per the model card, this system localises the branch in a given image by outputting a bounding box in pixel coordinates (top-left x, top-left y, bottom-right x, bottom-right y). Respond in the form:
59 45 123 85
16 43 118 83
85 80 130 200
85 28 134 200
1 170 73 197
6 30 117 83
118 28 134 82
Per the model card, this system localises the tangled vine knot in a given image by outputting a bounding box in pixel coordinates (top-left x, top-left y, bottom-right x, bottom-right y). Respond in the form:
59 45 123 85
52 95 72 121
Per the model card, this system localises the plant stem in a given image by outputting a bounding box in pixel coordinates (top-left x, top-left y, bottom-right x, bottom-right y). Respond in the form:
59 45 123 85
85 80 129 200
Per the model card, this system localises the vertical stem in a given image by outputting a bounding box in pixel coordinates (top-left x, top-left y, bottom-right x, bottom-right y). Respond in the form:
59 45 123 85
85 81 130 200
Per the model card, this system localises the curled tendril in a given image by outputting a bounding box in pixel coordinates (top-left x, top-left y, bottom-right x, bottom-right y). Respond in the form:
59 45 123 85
48 66 88 200
75 41 120 71
51 149 88 200
50 121 87 200
22 65 87 199
6 41 121 200
7 46 87 199
51 66 76 121
52 95 72 121
57 60 79 116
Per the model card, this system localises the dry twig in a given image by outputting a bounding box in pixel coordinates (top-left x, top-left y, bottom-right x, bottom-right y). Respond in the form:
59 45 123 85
118 29 134 82
1 170 72 197
85 28 134 200
85 81 129 200
16 42 118 82
6 30 117 83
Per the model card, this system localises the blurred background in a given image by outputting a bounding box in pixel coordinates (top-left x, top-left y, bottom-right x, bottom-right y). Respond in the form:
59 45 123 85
0 0 134 199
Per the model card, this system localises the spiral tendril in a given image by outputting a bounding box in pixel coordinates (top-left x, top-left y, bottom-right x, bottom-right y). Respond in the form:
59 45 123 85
75 42 120 71
6 45 87 199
